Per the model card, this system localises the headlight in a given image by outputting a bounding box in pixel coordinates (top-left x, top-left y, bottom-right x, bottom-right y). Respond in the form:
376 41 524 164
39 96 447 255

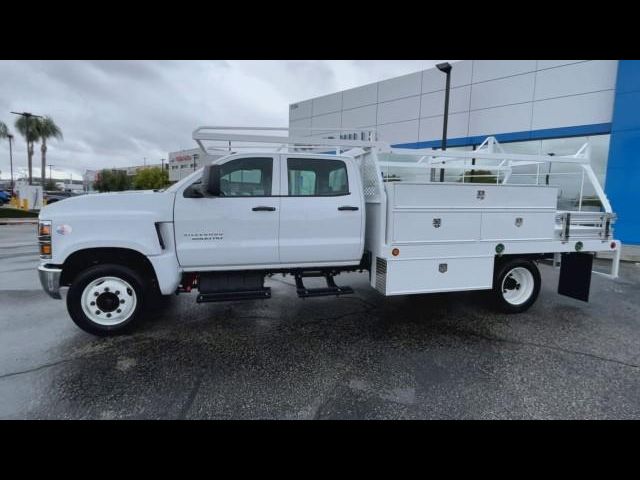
38 220 52 259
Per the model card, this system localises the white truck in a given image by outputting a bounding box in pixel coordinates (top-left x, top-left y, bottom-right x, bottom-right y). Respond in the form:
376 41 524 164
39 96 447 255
37 127 621 336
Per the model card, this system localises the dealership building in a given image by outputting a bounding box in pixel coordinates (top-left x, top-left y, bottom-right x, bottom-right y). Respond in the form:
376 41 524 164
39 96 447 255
289 60 640 246
168 148 202 182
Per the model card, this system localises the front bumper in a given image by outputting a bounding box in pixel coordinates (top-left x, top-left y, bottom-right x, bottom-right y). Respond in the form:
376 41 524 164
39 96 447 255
38 264 62 299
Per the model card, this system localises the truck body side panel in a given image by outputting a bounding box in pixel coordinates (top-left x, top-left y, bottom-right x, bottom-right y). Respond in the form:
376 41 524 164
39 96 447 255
376 182 560 295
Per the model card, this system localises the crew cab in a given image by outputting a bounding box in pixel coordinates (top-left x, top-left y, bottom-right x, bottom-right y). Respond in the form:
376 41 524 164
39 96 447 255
37 127 621 336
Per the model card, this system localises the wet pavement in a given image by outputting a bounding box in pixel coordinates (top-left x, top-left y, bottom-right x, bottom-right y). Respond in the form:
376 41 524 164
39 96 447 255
2 223 640 419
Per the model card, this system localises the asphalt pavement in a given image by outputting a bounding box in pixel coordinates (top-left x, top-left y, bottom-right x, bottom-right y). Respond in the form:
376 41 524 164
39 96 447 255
1 223 640 419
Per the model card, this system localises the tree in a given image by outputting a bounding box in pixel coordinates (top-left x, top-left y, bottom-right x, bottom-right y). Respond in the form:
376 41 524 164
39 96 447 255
93 169 133 192
133 167 169 190
1 121 15 190
33 116 63 189
0 121 8 139
14 116 40 185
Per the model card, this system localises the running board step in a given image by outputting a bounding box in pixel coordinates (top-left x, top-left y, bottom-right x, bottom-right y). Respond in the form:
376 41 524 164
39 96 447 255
297 286 354 298
294 273 353 298
197 288 271 303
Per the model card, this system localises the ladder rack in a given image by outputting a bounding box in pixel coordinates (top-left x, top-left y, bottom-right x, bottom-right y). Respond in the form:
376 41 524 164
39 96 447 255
192 126 614 214
192 126 382 155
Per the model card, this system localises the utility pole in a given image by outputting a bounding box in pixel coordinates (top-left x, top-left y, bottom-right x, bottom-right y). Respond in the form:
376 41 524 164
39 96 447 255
10 111 42 185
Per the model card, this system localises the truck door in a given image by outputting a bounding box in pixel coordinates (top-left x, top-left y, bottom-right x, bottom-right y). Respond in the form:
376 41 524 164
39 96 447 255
174 156 280 268
278 156 364 265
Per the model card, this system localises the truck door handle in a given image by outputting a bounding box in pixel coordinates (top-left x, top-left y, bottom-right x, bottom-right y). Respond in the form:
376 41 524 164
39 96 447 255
338 206 359 211
252 206 276 211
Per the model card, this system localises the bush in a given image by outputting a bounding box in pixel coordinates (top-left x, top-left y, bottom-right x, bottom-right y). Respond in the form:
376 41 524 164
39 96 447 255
459 169 498 184
0 207 38 218
133 167 169 190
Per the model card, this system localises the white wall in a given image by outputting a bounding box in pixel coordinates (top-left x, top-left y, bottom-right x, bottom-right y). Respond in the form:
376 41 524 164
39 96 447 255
289 60 619 145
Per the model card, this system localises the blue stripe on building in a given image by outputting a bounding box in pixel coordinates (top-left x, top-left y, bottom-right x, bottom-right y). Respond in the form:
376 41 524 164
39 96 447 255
390 123 613 150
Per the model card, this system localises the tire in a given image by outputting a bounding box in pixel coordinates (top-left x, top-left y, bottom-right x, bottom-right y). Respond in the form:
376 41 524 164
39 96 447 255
492 258 541 313
66 263 148 336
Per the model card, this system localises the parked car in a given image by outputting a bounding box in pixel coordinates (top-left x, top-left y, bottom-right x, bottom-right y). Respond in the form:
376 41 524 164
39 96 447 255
0 190 11 205
44 191 78 205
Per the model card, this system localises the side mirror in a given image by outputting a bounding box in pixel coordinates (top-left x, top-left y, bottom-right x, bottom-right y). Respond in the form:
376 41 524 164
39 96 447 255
202 165 221 196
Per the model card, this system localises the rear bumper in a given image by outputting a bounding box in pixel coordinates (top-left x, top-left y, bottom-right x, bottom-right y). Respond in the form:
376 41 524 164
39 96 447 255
38 264 62 299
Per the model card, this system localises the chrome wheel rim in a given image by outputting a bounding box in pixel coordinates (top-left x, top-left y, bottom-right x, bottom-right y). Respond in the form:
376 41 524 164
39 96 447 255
81 276 137 326
501 267 534 306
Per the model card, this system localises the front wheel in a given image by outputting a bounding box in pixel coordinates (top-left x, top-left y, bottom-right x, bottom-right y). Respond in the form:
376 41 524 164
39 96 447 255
66 264 147 336
492 258 541 313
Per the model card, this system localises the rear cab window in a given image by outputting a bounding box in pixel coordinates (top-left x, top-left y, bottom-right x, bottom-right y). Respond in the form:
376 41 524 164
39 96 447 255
287 158 349 196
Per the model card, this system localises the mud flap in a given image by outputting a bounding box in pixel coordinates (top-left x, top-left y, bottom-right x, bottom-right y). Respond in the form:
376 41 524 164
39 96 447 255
558 252 593 302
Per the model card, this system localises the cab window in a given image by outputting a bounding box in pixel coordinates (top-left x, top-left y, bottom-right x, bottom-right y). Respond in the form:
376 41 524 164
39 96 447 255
287 158 349 196
220 157 273 196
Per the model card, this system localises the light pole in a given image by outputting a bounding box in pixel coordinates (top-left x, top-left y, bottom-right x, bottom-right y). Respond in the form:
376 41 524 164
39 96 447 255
10 111 42 185
546 153 555 185
48 164 56 190
8 134 14 193
436 62 452 182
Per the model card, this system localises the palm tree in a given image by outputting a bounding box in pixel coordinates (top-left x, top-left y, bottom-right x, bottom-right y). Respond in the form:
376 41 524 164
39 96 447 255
33 116 63 188
0 121 15 191
15 116 40 185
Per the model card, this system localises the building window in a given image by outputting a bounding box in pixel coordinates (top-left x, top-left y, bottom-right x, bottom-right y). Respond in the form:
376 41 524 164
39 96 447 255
498 134 610 211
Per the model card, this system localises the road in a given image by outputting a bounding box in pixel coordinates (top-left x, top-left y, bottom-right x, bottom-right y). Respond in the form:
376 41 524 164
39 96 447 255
1 223 640 419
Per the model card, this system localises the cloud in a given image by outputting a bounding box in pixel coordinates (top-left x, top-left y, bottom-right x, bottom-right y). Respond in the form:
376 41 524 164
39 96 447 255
0 60 451 179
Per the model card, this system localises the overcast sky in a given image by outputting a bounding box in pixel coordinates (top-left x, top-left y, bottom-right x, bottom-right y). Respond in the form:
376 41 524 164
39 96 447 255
0 60 452 180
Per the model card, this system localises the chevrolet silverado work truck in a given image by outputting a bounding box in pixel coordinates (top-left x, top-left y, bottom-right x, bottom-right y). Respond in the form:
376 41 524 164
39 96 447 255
37 127 620 336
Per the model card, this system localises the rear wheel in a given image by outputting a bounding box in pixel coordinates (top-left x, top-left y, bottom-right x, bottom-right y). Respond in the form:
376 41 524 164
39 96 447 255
492 258 541 313
67 264 147 336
